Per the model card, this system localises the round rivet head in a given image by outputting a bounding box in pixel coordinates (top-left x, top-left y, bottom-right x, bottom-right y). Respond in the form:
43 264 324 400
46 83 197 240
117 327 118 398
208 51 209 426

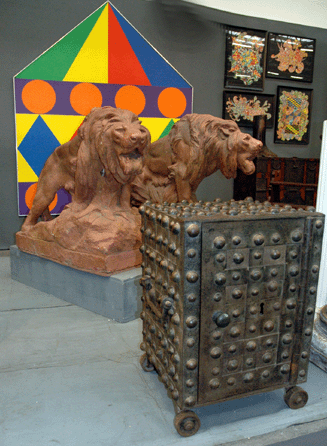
280 364 290 374
186 337 195 347
282 334 293 344
233 253 244 264
172 390 179 400
263 352 273 363
172 223 180 234
264 321 275 332
254 251 262 260
316 220 323 229
228 344 237 354
273 302 281 311
268 280 278 292
250 269 262 281
253 234 265 246
301 351 309 359
186 271 199 283
212 367 220 376
227 359 239 371
309 287 317 295
271 249 281 260
246 341 257 352
286 298 296 310
213 236 226 249
232 309 241 318
162 216 169 227
285 319 293 328
307 307 314 315
171 313 180 325
215 273 226 286
305 328 312 336
271 233 281 243
212 330 222 340
232 288 243 299
243 372 254 383
172 271 180 283
251 287 259 296
215 253 226 263
291 230 303 242
282 350 289 359
299 369 306 377
186 359 197 370
229 326 241 338
249 305 258 315
186 379 195 388
262 370 270 379
227 377 236 386
245 358 254 367
312 265 319 274
213 292 222 302
185 396 196 407
233 272 241 281
289 266 299 277
249 324 257 334
232 236 242 245
209 378 220 389
188 294 196 302
187 249 196 258
210 347 222 359
213 311 230 328
186 316 198 328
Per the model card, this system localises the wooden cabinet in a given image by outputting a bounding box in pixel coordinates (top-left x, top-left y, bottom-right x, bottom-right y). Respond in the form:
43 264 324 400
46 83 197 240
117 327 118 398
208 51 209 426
234 157 320 207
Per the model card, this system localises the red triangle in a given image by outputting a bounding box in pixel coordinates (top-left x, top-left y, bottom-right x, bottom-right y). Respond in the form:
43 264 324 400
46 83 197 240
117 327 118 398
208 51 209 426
108 5 151 86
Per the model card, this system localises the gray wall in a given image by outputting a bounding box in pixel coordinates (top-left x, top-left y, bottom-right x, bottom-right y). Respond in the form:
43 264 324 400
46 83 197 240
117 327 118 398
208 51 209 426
1 0 327 248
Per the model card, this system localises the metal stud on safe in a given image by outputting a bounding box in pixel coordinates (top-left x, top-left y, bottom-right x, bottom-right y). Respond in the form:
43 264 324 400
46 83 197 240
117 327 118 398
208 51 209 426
139 198 324 437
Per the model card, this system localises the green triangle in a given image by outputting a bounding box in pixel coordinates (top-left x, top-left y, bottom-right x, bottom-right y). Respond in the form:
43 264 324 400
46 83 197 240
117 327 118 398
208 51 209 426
16 4 106 81
159 119 175 139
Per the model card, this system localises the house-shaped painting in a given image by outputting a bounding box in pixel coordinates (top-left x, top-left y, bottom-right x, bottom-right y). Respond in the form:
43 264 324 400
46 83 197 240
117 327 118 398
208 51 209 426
14 1 193 215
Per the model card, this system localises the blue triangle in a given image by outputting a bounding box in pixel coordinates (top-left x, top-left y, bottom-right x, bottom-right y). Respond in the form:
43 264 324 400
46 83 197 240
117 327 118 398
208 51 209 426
18 116 60 177
111 4 191 88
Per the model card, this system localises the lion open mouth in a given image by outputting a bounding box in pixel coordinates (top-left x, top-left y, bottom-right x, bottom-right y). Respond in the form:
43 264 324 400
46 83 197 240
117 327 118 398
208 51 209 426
118 147 144 177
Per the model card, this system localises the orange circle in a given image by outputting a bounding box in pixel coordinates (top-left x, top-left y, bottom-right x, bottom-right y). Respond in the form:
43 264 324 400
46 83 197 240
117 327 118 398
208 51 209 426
114 85 146 115
22 80 56 114
158 88 187 118
25 183 58 212
70 83 103 115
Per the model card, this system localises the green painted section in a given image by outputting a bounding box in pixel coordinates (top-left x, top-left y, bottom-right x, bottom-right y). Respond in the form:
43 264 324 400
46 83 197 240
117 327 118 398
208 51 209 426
16 4 106 81
159 119 175 139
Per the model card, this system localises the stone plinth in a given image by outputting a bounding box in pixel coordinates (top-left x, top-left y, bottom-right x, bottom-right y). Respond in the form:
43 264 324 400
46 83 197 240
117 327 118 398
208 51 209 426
10 245 142 323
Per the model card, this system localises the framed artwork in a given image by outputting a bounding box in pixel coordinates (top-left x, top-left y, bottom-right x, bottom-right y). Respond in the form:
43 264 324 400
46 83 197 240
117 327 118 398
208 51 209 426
224 26 267 91
266 33 315 82
223 91 275 128
274 86 312 144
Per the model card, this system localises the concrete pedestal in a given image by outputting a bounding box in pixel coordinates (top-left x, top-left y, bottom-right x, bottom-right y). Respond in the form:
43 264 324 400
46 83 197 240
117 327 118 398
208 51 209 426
10 245 142 323
310 305 327 372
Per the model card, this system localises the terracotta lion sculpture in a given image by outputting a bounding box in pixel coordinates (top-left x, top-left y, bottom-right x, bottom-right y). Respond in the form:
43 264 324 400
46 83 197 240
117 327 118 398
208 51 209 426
131 113 263 204
22 106 150 231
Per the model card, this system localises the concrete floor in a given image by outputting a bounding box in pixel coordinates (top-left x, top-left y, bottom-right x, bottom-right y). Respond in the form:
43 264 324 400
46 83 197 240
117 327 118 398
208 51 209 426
1 250 327 446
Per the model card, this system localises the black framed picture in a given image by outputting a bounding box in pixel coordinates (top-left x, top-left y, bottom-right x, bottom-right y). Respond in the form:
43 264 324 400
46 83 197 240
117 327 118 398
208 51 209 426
266 33 315 82
224 27 267 91
274 86 313 144
223 91 275 128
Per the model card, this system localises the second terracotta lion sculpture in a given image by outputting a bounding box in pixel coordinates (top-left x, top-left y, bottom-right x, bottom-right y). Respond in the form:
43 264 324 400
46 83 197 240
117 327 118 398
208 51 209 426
131 113 263 204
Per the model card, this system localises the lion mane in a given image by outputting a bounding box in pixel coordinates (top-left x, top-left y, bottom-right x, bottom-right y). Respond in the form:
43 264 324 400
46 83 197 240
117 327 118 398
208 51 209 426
132 113 262 204
22 106 150 230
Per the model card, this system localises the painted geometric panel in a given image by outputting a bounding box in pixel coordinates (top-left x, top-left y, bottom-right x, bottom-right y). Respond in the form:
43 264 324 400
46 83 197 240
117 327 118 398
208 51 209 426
14 2 193 215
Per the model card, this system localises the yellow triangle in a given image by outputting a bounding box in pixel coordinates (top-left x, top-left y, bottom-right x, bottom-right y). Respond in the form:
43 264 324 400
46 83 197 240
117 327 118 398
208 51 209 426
139 118 174 143
17 150 38 182
41 114 85 145
63 4 108 83
15 114 39 147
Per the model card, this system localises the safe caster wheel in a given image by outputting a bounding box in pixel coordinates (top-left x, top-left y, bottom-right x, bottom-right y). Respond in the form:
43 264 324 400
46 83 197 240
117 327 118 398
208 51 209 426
140 353 155 372
174 411 200 437
284 386 308 409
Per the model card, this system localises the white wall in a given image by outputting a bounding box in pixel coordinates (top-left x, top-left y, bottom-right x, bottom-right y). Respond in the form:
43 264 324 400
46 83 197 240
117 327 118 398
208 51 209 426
183 0 327 29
